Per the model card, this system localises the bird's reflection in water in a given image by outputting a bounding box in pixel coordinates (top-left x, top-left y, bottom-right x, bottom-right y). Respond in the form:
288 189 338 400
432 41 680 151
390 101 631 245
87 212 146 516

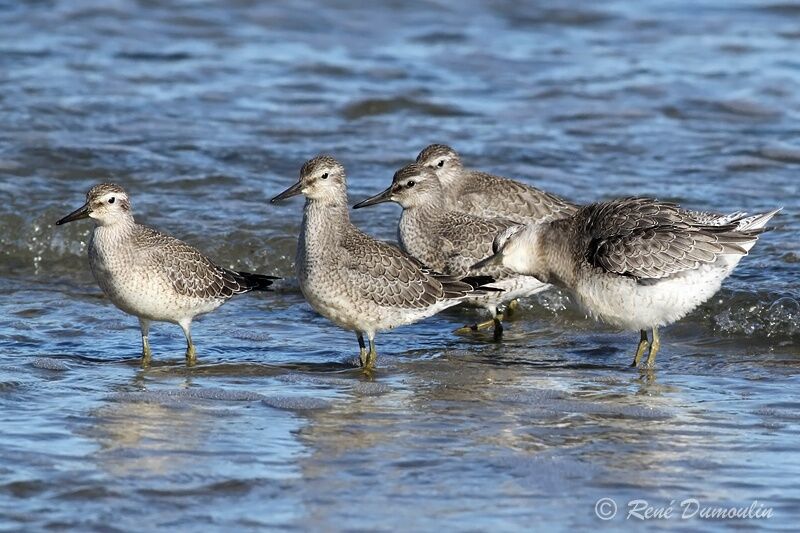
87 375 208 478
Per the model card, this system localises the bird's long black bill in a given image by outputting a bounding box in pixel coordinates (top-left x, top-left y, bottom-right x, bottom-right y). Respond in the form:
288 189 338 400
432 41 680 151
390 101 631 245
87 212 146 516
55 203 90 225
471 253 503 271
352 186 393 209
270 181 304 203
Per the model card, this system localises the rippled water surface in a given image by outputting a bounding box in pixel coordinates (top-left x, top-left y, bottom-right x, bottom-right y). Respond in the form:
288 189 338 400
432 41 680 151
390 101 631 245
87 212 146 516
1 0 799 530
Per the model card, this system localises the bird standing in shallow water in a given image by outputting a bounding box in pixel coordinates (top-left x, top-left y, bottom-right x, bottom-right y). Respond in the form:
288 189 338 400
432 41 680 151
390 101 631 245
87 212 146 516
270 155 496 369
415 143 577 224
56 183 278 366
474 197 780 368
354 162 547 340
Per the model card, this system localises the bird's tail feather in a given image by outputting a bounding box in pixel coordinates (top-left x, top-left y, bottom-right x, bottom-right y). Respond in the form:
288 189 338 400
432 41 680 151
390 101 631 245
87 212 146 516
734 208 782 232
234 270 281 292
437 274 503 299
725 208 781 253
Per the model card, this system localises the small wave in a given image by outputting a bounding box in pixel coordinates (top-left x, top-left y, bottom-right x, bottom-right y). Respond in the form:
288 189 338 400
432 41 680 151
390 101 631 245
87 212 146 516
1 212 294 277
115 51 193 62
262 395 331 411
341 97 468 120
32 358 70 371
503 7 614 28
411 32 468 44
0 212 89 274
757 3 800 15
725 156 780 171
759 145 800 163
534 290 572 314
500 390 673 420
717 99 781 118
663 98 781 122
109 388 266 403
712 295 800 340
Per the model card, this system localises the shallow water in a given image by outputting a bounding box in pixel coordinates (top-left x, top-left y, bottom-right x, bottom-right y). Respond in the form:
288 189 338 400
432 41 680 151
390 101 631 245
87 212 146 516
1 0 799 530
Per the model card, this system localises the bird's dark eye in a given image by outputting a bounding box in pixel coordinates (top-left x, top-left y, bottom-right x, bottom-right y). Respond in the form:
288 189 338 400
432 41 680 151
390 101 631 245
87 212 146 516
320 172 329 180
108 197 115 204
437 160 445 167
406 181 416 188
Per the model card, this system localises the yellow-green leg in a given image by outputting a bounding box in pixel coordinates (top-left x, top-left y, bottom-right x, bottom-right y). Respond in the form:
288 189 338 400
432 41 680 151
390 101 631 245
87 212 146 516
139 318 153 368
357 333 368 367
362 334 377 371
179 319 197 366
631 329 649 367
185 344 197 366
506 299 520 317
645 327 660 368
454 306 504 339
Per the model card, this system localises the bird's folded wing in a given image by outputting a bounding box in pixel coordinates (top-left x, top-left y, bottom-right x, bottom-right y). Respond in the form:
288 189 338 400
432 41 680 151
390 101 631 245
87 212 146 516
581 198 752 279
462 172 578 223
437 212 519 279
340 231 453 309
136 226 248 299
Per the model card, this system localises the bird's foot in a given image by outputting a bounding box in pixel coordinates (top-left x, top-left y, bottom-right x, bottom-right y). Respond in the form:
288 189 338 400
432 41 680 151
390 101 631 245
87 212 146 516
185 345 197 366
359 349 377 374
645 340 660 368
631 332 650 368
141 347 153 369
454 317 497 334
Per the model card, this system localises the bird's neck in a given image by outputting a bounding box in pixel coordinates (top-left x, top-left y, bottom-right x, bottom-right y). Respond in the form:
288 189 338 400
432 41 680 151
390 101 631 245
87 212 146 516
437 167 464 195
301 198 350 251
92 217 136 246
537 221 578 288
400 200 442 232
397 203 446 270
403 191 446 215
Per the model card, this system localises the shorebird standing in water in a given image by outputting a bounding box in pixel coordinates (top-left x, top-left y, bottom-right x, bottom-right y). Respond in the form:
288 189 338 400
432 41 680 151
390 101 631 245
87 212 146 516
56 183 278 366
354 162 547 340
415 143 577 224
270 155 496 369
474 197 780 368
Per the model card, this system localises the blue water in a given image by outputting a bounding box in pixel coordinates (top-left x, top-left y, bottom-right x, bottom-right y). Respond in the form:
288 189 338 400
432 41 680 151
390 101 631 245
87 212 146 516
0 0 798 530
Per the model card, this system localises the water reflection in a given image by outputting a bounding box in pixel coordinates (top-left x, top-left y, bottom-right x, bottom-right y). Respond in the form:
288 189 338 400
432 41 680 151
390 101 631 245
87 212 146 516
1 0 799 529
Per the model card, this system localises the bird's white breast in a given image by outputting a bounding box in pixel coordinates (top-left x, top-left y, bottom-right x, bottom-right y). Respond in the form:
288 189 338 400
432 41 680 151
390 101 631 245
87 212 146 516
89 226 223 323
573 256 742 331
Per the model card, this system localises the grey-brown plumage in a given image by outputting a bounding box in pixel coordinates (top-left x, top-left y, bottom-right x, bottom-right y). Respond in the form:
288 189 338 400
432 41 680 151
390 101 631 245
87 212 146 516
56 183 277 366
416 144 577 223
480 196 780 367
129 225 275 299
578 198 760 280
354 162 548 338
270 155 494 369
338 229 489 306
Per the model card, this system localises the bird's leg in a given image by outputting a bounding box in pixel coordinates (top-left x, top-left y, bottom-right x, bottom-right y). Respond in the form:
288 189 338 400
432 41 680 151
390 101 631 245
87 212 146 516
505 299 520 317
363 334 378 370
632 329 649 367
357 332 368 367
492 307 504 341
179 319 197 366
646 327 661 368
455 306 504 335
492 317 504 341
139 318 152 368
454 319 495 333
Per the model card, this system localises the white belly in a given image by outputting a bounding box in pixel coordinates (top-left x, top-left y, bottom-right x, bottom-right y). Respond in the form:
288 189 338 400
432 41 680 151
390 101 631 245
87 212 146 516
90 250 223 324
573 256 742 331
